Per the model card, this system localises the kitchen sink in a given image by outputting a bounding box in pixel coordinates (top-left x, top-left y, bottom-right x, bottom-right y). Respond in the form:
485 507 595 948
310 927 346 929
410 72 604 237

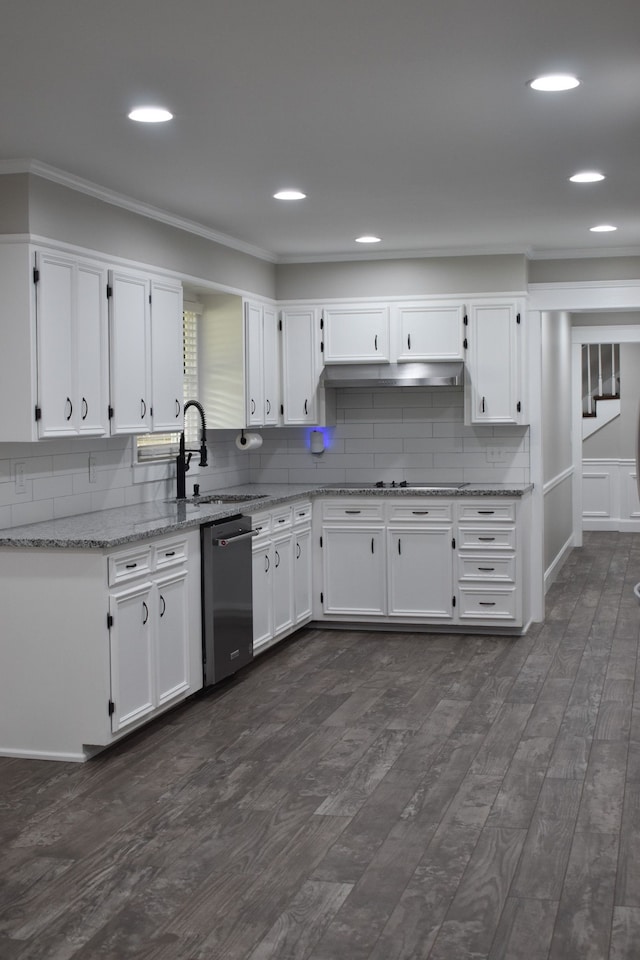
170 493 268 505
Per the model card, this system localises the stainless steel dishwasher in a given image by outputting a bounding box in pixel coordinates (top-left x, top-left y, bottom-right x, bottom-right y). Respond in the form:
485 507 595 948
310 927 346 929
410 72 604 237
201 514 256 686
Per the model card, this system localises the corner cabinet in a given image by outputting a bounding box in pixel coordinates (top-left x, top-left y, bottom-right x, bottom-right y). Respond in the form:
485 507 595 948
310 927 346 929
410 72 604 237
464 299 526 425
280 307 330 426
0 529 202 762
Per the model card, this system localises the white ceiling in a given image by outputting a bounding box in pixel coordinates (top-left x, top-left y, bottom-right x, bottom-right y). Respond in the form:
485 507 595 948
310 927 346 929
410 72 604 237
2 0 640 262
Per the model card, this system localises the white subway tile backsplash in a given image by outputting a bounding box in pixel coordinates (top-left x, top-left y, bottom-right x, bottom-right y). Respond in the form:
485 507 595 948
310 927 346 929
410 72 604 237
0 385 530 530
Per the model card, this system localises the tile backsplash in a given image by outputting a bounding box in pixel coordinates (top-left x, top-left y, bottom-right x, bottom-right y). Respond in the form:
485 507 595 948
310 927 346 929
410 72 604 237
0 387 529 529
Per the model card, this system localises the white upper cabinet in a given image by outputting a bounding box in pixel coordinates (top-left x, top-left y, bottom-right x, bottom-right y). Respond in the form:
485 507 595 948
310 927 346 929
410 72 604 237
149 279 184 433
464 299 525 425
323 304 390 363
109 269 184 435
280 307 323 425
245 301 280 427
109 269 152 434
0 244 109 441
35 249 109 439
392 301 465 362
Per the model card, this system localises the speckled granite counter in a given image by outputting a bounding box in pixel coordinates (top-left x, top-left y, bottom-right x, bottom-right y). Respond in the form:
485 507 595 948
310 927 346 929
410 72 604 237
0 482 533 549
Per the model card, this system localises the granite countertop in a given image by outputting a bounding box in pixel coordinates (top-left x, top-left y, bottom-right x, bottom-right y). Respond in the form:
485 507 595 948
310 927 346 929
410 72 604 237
0 482 533 549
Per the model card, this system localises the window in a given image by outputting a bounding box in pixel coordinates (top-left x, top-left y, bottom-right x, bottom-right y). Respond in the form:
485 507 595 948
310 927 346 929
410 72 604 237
136 305 201 462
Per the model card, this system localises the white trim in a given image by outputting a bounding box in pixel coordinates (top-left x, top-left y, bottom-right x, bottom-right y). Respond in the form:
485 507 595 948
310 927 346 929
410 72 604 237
278 246 532 263
542 465 574 496
572 324 640 344
0 746 87 762
544 533 575 593
2 158 277 264
528 247 640 261
529 281 640 313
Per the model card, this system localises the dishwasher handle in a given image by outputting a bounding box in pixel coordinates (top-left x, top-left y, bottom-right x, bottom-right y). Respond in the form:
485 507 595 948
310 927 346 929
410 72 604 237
211 529 259 547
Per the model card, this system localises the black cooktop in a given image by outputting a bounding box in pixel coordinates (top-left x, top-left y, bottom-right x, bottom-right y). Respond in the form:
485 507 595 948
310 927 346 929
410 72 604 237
323 480 468 489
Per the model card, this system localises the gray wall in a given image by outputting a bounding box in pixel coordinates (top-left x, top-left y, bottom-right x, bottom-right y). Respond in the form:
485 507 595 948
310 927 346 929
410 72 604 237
276 254 527 301
529 257 640 284
0 174 30 233
541 311 574 572
27 176 277 299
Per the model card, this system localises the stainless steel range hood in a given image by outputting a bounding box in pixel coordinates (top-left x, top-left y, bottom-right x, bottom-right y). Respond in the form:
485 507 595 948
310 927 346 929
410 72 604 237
321 361 464 389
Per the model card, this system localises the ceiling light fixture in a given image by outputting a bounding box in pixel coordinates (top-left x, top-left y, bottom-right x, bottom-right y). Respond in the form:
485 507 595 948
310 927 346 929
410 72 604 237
273 190 306 200
128 106 173 123
570 171 605 183
590 224 617 232
528 74 580 92
355 235 382 244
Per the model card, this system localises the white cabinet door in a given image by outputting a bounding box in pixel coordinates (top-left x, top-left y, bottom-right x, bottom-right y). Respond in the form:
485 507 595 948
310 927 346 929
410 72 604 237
293 526 313 624
466 300 523 424
387 525 454 618
262 306 280 426
36 251 75 438
272 532 294 636
109 269 151 434
394 302 464 361
252 540 274 652
281 307 321 425
245 301 264 426
155 570 190 706
76 259 109 436
323 305 390 363
322 526 386 615
245 301 280 427
36 251 109 439
150 279 184 433
108 581 155 733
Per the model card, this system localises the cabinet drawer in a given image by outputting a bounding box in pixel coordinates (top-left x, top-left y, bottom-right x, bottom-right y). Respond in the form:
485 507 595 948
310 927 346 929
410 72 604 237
458 588 518 621
154 538 188 570
457 502 515 522
458 526 516 549
251 513 272 537
387 501 452 522
271 506 293 530
458 556 516 583
293 501 312 525
108 547 152 586
322 499 385 521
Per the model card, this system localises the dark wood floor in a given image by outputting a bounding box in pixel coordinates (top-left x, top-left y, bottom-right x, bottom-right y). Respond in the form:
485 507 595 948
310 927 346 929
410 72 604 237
2 531 640 959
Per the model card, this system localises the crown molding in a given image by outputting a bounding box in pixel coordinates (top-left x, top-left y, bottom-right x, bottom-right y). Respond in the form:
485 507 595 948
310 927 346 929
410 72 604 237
0 159 277 264
528 245 640 260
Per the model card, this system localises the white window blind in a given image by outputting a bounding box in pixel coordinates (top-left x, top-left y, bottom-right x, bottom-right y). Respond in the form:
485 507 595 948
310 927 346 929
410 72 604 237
136 306 201 462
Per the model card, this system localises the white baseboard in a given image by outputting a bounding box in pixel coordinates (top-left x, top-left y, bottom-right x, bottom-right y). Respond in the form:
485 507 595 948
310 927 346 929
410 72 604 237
544 533 575 593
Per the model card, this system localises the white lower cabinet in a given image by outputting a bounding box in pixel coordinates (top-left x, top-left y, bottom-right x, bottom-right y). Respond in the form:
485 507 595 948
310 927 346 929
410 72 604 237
316 497 524 628
0 530 201 762
251 502 313 654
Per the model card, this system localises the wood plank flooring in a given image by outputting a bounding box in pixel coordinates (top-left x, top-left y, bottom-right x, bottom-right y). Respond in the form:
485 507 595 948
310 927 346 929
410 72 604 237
2 529 640 959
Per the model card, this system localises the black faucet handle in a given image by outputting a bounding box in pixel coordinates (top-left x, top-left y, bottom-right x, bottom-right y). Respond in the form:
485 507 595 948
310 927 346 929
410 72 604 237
199 443 208 467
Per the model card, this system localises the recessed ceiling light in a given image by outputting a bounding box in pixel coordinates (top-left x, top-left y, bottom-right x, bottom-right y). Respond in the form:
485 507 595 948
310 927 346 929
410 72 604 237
590 224 617 232
570 171 605 183
128 106 173 123
273 190 306 200
528 74 580 92
355 235 382 244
